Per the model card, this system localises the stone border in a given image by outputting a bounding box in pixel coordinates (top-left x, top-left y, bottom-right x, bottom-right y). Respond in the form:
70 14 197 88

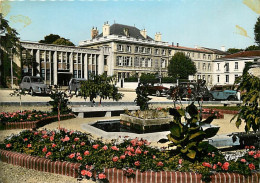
204 108 239 115
0 149 259 183
201 113 224 119
3 114 75 130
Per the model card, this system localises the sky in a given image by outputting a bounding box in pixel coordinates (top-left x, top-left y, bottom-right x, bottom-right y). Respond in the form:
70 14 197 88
1 0 259 50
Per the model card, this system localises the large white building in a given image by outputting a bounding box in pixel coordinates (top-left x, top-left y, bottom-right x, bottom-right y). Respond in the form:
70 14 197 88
212 50 260 86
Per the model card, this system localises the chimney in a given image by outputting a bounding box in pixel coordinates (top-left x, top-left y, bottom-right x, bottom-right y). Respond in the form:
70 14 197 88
91 27 99 39
195 45 198 49
172 42 174 46
140 29 147 39
103 21 110 37
221 46 226 52
155 32 161 42
177 43 179 47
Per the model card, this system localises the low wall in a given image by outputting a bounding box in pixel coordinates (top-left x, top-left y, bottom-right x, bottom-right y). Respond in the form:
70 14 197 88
117 82 175 90
204 109 238 115
0 149 259 183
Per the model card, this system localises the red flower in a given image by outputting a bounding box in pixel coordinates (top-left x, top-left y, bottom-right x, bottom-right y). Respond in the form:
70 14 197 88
81 142 86 146
245 146 249 149
93 144 99 149
24 138 28 141
250 146 255 149
111 146 119 151
248 163 255 170
112 156 119 162
127 146 134 152
120 155 126 160
50 136 54 142
69 153 75 159
6 144 12 148
134 161 140 166
217 162 222 166
213 164 217 170
222 162 229 171
178 159 183 164
153 155 156 159
42 146 47 152
62 136 70 142
144 150 148 155
98 173 106 179
86 171 92 177
74 137 79 142
102 145 108 151
81 170 87 176
157 161 164 167
52 144 56 148
240 159 246 163
131 139 137 146
212 153 215 158
248 151 255 156
84 151 90 156
135 147 142 154
42 135 48 139
202 162 212 168
137 141 144 146
27 144 32 148
46 152 52 158
77 156 82 160
34 132 38 135
125 151 132 156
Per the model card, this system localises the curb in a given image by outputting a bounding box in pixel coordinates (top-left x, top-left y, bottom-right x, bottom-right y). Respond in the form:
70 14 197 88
0 150 259 183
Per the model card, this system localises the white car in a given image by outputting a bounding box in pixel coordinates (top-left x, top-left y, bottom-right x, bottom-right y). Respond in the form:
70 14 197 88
20 76 50 96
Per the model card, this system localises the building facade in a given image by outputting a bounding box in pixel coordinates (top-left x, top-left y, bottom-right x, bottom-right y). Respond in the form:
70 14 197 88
79 22 170 82
211 51 260 86
20 41 111 85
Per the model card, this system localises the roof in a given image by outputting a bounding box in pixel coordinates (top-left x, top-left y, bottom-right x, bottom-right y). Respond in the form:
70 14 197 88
200 47 228 55
168 45 212 53
96 23 154 40
222 50 260 59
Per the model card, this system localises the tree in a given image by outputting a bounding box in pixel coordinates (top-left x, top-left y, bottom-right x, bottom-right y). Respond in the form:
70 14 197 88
80 74 123 105
140 73 158 84
39 34 75 46
227 48 243 54
0 13 21 87
168 52 197 79
254 16 260 46
135 83 151 110
245 45 260 51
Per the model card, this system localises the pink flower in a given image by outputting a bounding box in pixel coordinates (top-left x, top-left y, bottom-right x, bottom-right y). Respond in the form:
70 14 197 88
134 161 140 166
240 159 246 163
112 156 119 162
27 144 32 148
62 136 70 142
153 155 156 159
34 132 38 135
46 152 52 158
86 171 92 177
217 162 222 166
76 152 81 156
84 151 90 156
248 151 255 156
50 136 54 141
81 142 85 146
24 138 28 141
42 146 47 152
102 145 108 151
74 137 79 142
248 163 255 170
52 144 56 148
120 155 126 160
213 164 217 170
202 162 212 168
93 144 99 149
144 150 148 155
98 173 106 179
127 146 134 152
125 151 132 156
77 156 82 161
111 146 119 151
137 141 144 146
178 159 183 164
245 146 249 149
131 139 137 146
69 153 75 159
157 161 164 167
250 146 255 149
222 162 229 171
135 147 142 154
81 170 87 176
212 153 215 158
42 135 48 139
6 144 12 148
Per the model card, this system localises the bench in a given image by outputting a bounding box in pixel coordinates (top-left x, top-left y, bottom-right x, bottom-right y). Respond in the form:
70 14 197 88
72 105 140 118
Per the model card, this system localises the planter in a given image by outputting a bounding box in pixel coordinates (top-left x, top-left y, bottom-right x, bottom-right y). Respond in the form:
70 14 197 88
204 108 238 115
0 149 259 183
201 113 224 119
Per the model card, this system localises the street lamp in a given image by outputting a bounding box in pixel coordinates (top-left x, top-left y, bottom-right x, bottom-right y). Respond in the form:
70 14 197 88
9 46 14 89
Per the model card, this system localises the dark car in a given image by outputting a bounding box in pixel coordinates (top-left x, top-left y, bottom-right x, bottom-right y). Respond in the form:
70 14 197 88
145 83 169 97
167 81 213 101
68 78 87 95
210 85 238 101
20 76 50 96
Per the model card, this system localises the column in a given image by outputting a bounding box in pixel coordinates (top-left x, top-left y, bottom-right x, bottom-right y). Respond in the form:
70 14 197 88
84 54 88 80
53 51 58 85
44 51 47 83
80 53 83 78
36 50 40 76
98 47 104 75
69 52 73 73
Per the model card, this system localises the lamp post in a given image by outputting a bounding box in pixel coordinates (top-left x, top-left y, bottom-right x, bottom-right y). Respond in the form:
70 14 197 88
159 57 162 84
10 47 13 89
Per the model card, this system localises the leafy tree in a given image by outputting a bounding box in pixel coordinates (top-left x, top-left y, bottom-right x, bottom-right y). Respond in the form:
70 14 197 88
231 62 260 133
245 45 260 51
226 48 243 54
140 73 158 84
0 13 21 87
254 16 260 46
134 83 151 111
80 74 123 105
168 52 196 79
39 34 75 46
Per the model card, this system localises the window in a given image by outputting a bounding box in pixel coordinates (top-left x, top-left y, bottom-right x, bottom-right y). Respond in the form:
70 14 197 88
161 59 166 68
78 70 81 78
134 57 140 67
135 46 139 53
141 58 145 67
104 56 108 65
78 55 81 63
41 69 45 79
198 53 200 58
187 52 190 57
235 62 238 70
203 63 206 71
208 55 211 60
217 63 220 70
198 62 200 69
235 74 239 81
147 58 152 67
155 49 159 55
208 63 211 71
46 69 50 80
162 49 166 55
226 75 229 83
225 63 229 72
217 75 220 83
126 45 131 53
116 56 123 66
192 52 194 57
142 47 146 54
202 75 205 80
147 48 152 54
203 54 206 59
73 70 77 78
117 44 123 51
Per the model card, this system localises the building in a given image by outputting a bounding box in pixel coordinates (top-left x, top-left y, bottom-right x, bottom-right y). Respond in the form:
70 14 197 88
168 44 228 87
20 41 111 86
212 50 260 86
79 22 171 82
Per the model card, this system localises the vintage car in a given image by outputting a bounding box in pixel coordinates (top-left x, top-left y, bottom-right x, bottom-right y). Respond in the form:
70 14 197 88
20 76 50 96
141 83 169 97
68 78 87 95
210 85 238 101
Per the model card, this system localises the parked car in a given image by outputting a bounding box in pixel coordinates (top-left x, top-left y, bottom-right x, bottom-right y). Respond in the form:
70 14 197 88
20 76 50 96
167 81 213 101
68 78 87 95
144 83 169 97
210 85 238 101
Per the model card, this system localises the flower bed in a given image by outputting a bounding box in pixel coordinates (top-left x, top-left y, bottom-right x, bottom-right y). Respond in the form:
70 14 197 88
1 129 259 182
0 110 75 130
203 108 239 115
200 108 224 119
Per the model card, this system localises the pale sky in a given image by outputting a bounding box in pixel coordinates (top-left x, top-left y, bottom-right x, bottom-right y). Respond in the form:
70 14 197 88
2 0 259 50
